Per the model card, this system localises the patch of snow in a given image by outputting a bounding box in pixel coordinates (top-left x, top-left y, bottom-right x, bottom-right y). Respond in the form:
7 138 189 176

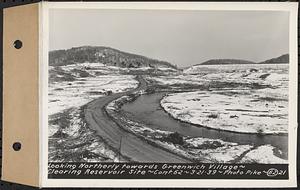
49 72 138 115
240 145 287 164
161 90 288 134
48 124 59 137
184 137 253 163
48 107 122 162
146 74 206 86
48 63 139 162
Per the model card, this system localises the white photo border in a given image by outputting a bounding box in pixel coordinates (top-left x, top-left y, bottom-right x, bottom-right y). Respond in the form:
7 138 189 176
40 1 298 188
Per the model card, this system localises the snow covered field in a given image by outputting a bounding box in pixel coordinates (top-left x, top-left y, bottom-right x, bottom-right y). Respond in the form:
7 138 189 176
49 63 139 115
146 74 206 86
160 64 288 134
49 108 121 162
106 93 286 163
48 63 139 162
240 145 287 164
161 90 288 134
148 64 288 90
48 62 288 163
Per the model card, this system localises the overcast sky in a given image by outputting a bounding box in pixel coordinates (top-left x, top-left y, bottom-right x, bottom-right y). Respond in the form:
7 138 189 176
49 9 289 67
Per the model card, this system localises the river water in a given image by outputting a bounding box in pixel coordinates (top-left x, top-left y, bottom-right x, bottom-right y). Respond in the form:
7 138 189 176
122 92 288 158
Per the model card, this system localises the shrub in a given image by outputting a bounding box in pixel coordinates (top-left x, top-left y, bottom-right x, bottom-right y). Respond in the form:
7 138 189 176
145 87 156 94
256 127 264 135
51 129 68 138
259 73 271 80
197 141 223 149
208 113 219 119
249 68 258 72
80 72 89 77
162 132 184 145
105 90 113 95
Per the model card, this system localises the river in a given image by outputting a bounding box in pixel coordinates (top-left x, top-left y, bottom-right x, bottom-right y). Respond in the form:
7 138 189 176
122 92 288 159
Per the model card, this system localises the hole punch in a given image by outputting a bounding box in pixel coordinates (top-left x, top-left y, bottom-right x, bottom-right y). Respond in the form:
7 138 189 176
12 142 21 151
13 40 22 49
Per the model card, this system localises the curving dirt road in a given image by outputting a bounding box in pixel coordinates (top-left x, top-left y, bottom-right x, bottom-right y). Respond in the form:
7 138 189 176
84 75 189 162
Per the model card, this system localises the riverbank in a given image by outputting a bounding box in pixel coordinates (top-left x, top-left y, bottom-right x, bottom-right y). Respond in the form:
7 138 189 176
120 91 288 163
104 77 286 163
84 75 189 162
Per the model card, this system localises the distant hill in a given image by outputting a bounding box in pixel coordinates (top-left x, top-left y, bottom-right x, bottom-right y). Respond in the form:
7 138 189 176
183 55 288 74
195 59 256 66
49 46 177 69
259 54 289 64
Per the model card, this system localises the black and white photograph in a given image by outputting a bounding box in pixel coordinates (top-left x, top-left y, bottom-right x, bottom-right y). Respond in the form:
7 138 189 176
44 2 297 185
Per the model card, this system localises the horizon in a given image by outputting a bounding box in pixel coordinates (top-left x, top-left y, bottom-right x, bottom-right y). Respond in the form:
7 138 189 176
50 9 289 67
49 45 288 67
